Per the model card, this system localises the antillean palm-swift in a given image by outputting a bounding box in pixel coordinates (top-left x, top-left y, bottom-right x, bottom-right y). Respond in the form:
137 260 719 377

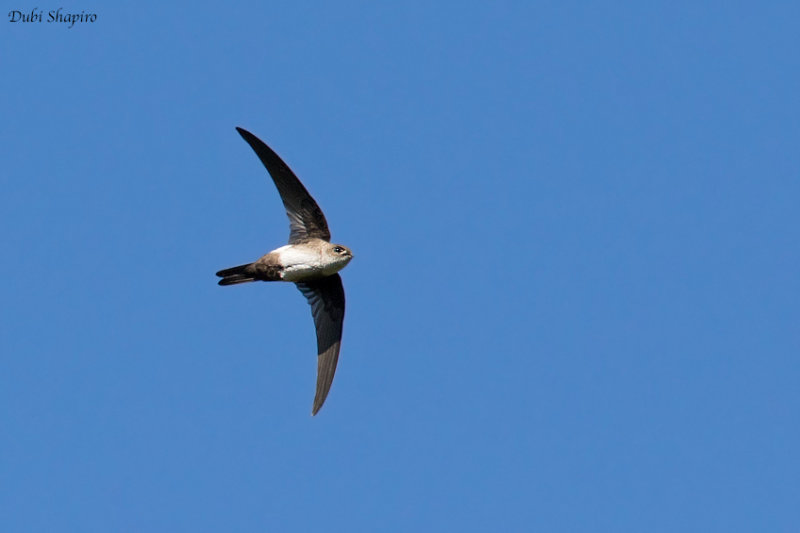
216 128 353 415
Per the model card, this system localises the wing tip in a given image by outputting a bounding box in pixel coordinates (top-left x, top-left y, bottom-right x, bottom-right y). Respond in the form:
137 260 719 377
311 379 334 416
311 388 328 416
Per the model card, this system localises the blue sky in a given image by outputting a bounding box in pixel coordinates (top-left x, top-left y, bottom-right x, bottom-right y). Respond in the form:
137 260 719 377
1 2 798 531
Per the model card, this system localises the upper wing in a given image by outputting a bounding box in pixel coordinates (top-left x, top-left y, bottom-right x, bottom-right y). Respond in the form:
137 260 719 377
296 274 346 415
236 127 331 243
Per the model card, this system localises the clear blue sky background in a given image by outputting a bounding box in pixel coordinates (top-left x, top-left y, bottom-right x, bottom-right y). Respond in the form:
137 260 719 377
2 2 798 531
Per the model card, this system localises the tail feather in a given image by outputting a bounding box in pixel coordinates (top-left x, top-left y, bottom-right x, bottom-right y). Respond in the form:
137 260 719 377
216 263 256 286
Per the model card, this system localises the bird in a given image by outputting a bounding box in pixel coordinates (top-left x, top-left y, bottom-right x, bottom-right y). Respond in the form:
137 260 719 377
216 127 353 415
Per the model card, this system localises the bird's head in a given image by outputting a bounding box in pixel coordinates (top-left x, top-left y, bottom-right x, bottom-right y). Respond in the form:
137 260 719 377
323 243 354 271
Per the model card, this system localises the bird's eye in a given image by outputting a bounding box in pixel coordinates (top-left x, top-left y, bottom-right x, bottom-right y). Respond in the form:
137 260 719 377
333 246 344 254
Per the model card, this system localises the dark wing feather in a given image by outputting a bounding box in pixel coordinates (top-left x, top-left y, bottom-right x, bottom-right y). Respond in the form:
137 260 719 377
236 127 331 243
296 274 345 415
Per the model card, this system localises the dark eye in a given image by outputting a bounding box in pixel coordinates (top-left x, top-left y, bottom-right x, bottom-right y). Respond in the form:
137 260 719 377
333 246 344 254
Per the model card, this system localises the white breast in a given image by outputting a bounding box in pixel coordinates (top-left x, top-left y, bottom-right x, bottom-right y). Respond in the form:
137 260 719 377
275 245 324 281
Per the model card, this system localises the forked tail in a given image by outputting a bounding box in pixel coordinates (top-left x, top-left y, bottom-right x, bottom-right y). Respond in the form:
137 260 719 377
216 263 257 286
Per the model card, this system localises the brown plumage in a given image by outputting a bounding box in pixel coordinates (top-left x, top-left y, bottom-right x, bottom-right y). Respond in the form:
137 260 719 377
216 128 353 415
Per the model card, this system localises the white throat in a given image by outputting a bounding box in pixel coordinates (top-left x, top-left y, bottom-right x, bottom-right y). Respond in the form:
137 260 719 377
274 244 341 281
